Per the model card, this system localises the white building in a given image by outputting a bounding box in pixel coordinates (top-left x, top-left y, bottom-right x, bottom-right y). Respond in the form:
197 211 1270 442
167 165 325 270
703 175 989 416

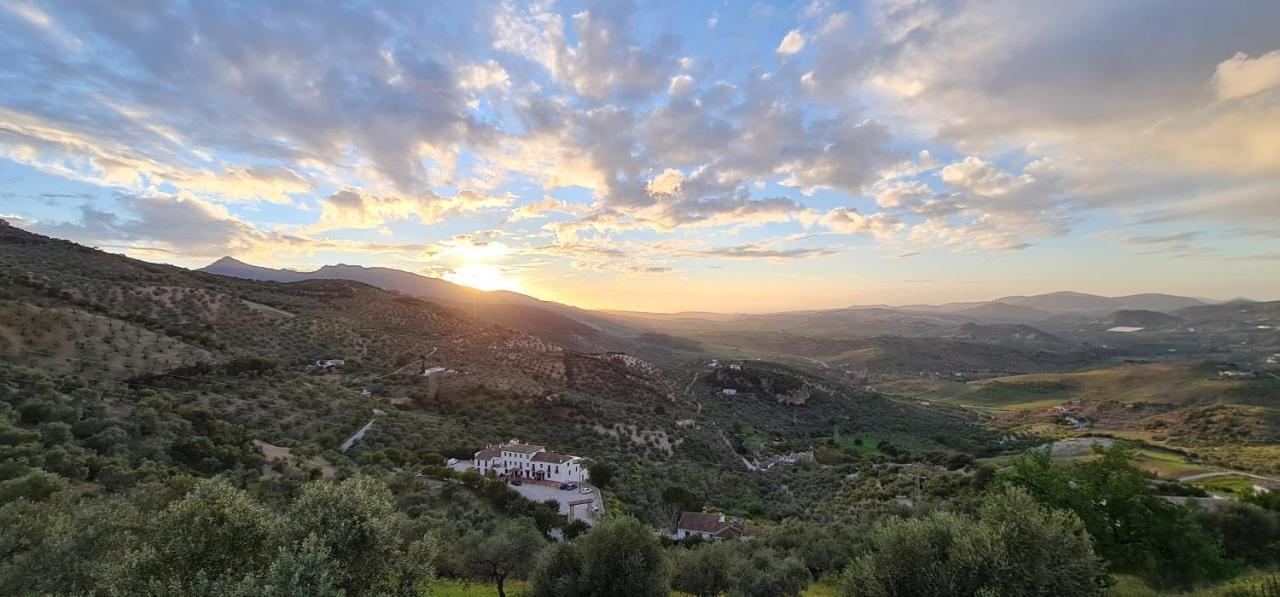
721 388 738 396
473 440 589 484
728 363 742 370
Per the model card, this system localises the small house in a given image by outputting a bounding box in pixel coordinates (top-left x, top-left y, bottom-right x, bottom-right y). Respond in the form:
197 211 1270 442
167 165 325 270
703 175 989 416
674 512 747 541
721 388 738 396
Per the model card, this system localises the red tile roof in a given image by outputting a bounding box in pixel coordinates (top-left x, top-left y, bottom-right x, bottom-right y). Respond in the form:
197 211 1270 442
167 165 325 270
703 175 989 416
677 512 746 538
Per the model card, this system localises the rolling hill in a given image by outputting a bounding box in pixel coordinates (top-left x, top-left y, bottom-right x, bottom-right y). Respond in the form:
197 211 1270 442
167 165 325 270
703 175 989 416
199 257 632 350
0 219 999 518
884 362 1280 474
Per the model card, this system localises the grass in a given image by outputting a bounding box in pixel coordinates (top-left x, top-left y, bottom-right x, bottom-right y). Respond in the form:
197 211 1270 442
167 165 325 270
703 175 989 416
801 579 842 597
1128 446 1217 479
432 579 531 597
889 362 1261 409
1109 569 1280 596
1191 474 1262 496
838 437 879 455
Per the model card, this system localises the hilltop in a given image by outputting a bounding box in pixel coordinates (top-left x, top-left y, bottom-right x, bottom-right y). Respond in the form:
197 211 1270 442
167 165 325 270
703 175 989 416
0 220 995 519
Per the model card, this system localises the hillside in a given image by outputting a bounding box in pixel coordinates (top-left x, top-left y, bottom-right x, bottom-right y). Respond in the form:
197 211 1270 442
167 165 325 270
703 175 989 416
885 362 1280 474
0 220 997 519
996 291 1207 314
200 256 631 347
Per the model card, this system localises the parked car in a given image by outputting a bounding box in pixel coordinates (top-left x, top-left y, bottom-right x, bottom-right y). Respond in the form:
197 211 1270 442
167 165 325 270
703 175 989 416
510 479 522 486
579 487 593 494
564 482 578 490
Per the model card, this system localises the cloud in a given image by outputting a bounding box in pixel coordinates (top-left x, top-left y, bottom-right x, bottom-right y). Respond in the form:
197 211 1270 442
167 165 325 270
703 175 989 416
1213 50 1280 101
0 1 489 200
1120 232 1200 245
314 188 513 231
777 29 806 55
507 196 592 222
27 192 449 263
492 0 678 102
820 207 902 238
457 60 512 92
690 243 839 260
1231 251 1280 261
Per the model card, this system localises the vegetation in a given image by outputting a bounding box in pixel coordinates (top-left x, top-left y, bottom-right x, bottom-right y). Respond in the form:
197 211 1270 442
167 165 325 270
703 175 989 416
3 222 1279 595
838 487 1106 596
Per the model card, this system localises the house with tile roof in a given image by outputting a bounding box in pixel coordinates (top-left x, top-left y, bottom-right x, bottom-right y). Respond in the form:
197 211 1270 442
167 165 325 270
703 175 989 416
473 439 589 484
674 512 747 541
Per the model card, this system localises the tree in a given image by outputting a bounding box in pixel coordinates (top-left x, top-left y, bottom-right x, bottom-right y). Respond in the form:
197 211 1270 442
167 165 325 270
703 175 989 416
1195 502 1280 566
282 476 415 594
1004 445 1229 589
838 487 1105 597
673 541 809 597
107 477 274 592
671 542 734 597
661 485 702 513
563 518 591 540
587 462 614 489
467 522 546 597
531 517 668 597
729 545 808 597
531 542 583 597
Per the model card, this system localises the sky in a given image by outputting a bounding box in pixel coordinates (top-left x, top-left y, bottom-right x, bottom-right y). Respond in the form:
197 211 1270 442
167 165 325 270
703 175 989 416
1 0 1278 313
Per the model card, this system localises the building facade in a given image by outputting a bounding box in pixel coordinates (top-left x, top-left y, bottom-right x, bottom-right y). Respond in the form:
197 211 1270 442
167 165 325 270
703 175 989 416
473 440 589 484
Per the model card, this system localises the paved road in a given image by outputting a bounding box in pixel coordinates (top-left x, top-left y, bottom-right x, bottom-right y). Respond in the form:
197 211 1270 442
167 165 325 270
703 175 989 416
714 426 758 471
684 371 701 395
508 481 603 525
1178 470 1280 484
339 417 376 453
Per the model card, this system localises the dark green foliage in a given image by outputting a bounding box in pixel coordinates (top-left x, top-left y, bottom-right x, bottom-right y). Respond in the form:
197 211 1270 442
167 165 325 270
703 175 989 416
661 485 702 512
1244 488 1280 512
672 541 809 597
1195 502 1280 566
838 487 1106 597
587 461 614 489
0 476 438 596
531 517 668 597
1004 445 1232 589
462 522 546 597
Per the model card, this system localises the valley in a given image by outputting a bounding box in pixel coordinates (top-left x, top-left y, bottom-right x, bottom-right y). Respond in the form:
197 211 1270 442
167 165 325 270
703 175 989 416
2 220 1278 595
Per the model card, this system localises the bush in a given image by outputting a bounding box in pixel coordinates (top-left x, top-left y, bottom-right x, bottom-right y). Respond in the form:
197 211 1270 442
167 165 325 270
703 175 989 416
838 487 1105 597
531 517 667 597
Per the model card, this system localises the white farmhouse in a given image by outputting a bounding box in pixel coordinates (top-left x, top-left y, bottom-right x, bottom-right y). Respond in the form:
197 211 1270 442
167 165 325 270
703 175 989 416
473 440 589 484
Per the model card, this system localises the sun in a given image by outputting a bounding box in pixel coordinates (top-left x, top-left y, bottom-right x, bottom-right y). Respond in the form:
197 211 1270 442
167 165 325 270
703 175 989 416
443 263 522 292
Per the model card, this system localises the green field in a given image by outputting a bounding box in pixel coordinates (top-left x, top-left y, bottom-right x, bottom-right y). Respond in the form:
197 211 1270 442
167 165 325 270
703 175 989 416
885 362 1265 409
1190 474 1263 496
838 437 880 455
432 579 531 597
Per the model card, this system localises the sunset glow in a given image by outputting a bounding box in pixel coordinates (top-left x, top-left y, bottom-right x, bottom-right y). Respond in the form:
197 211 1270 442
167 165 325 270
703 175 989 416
443 263 522 293
0 1 1276 310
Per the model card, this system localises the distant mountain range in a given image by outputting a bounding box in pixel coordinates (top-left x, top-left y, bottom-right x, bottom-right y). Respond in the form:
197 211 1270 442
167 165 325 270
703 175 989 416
201 256 539 307
198 257 631 347
200 257 1218 329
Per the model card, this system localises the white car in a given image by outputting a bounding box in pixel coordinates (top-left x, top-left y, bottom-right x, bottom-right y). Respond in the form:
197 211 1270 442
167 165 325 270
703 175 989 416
579 487 593 494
